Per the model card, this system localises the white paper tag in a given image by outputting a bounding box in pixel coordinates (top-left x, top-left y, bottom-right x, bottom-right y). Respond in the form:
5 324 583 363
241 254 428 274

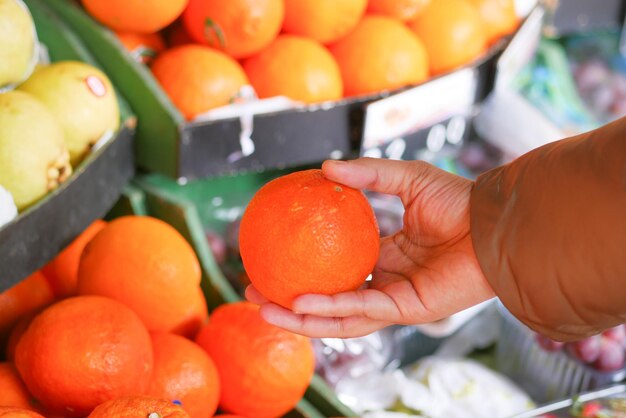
362 69 477 152
192 86 302 123
496 6 545 90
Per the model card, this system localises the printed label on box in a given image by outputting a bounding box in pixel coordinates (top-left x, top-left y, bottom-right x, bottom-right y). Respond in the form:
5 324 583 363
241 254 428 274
362 68 477 153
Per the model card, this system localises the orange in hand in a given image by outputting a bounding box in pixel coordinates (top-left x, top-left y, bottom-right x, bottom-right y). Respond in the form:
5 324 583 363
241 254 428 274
77 216 203 334
409 0 488 75
87 397 190 418
239 169 380 309
244 35 343 103
15 296 154 417
282 0 367 44
367 0 431 21
151 45 248 120
468 0 519 44
43 219 106 298
329 15 429 96
148 333 220 418
195 302 314 418
183 0 284 59
0 363 37 411
81 0 188 33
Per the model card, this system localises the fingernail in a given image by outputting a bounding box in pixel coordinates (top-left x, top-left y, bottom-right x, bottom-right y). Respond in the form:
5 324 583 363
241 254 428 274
323 160 346 170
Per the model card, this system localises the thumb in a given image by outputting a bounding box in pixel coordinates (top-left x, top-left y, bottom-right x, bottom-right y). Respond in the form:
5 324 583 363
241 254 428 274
322 157 430 200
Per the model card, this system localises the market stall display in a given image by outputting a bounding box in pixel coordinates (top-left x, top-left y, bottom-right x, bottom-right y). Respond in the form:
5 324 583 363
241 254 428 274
39 0 530 179
2 0 626 417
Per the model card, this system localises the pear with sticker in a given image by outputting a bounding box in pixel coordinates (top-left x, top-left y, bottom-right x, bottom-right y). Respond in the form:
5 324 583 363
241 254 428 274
19 61 120 166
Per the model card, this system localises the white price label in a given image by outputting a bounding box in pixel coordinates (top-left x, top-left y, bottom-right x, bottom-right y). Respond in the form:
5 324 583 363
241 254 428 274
362 68 477 151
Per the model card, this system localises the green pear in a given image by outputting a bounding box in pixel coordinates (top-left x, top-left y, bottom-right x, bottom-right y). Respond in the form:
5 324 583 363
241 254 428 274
0 0 37 88
19 61 120 166
0 91 71 211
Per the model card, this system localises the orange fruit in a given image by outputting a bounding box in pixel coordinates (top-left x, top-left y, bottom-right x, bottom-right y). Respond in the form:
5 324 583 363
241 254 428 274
239 169 379 309
87 397 190 418
116 32 165 64
467 0 519 44
0 407 43 418
195 302 314 417
184 306 210 341
5 313 36 361
409 0 488 75
282 0 367 44
151 45 248 120
244 35 343 103
148 333 220 418
81 0 188 33
14 296 153 417
367 0 431 21
183 0 283 59
329 15 429 96
0 363 36 410
42 220 106 298
0 272 55 342
77 216 202 334
171 287 209 339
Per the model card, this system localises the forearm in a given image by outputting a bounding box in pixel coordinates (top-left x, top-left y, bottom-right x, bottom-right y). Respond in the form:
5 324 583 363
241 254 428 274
470 117 626 341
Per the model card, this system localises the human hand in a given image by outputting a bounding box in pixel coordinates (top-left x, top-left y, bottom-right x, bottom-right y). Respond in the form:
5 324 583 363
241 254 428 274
246 157 495 338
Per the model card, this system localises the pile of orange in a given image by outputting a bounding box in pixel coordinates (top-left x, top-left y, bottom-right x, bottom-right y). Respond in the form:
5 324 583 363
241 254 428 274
0 216 315 417
79 0 519 120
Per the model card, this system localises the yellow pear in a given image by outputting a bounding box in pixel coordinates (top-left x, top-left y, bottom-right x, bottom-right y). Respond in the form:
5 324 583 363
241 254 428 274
0 0 37 88
0 91 71 211
19 61 120 166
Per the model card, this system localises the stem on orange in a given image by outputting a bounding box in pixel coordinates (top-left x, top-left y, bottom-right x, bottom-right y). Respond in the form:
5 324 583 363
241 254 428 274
203 18 226 49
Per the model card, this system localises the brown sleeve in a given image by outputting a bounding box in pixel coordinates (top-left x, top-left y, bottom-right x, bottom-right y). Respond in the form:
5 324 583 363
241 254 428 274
470 116 626 341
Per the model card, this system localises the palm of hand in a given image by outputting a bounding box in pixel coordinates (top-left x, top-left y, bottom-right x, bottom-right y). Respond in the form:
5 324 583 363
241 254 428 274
372 168 488 325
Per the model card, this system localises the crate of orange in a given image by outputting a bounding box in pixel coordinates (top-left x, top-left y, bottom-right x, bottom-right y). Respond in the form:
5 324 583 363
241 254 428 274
0 0 136 290
41 0 534 181
1 183 326 417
